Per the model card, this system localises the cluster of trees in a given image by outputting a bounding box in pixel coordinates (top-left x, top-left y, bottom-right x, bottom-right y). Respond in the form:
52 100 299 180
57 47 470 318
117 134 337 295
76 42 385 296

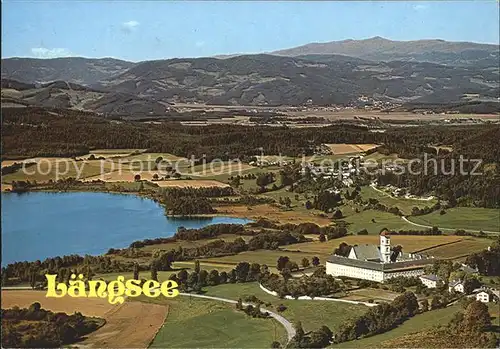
465 239 500 276
160 188 216 215
309 191 343 213
131 230 309 269
247 231 307 250
2 254 137 287
1 302 103 348
288 322 333 348
255 172 276 190
396 300 497 348
261 268 341 298
410 203 442 216
2 162 36 175
248 219 347 240
362 198 403 216
169 261 268 292
235 299 270 319
392 227 443 236
161 186 234 198
129 224 249 248
334 292 420 343
375 130 500 209
174 224 246 240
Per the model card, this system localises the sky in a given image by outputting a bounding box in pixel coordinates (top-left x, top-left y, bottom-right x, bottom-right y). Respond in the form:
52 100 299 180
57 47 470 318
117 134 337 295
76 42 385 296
2 1 499 62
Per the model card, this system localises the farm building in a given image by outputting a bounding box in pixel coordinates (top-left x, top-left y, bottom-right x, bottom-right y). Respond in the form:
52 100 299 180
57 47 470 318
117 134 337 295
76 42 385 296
475 289 500 303
419 274 442 288
448 280 465 293
326 230 436 283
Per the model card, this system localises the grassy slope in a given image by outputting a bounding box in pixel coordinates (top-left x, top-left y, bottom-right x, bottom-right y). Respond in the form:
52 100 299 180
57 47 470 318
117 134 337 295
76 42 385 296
342 210 416 234
204 282 366 333
421 237 493 259
330 305 462 348
410 207 500 232
139 296 287 348
199 250 319 269
359 186 438 215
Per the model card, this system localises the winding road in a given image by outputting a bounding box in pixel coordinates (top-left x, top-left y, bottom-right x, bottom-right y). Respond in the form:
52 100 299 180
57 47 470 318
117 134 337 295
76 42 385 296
178 292 296 342
401 216 500 235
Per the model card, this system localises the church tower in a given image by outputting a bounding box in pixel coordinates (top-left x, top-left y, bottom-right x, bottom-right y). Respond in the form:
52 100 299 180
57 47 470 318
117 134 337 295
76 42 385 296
380 230 391 263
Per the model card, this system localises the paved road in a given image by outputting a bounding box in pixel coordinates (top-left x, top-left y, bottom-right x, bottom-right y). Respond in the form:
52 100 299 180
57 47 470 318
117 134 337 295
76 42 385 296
179 292 296 342
401 216 500 235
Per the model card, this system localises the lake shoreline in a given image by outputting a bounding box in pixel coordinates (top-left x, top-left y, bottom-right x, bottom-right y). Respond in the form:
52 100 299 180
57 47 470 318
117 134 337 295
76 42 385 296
1 190 251 265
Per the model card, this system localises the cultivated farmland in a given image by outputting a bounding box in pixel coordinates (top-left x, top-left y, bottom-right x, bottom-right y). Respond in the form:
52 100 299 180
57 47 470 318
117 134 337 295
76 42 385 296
325 143 379 154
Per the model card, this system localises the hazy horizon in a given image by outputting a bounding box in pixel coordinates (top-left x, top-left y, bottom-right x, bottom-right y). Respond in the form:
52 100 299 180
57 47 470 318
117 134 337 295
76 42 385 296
2 35 499 62
2 1 499 62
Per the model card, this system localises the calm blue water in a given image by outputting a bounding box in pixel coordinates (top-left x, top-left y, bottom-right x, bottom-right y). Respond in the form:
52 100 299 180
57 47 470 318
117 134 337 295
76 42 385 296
1 192 251 265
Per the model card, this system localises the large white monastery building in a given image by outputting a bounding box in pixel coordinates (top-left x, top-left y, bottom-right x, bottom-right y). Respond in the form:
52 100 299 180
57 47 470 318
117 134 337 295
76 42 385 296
326 231 435 282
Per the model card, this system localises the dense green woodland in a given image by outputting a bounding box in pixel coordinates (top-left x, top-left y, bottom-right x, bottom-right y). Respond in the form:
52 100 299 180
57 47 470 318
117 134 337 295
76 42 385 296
2 107 500 207
1 303 103 348
3 107 499 161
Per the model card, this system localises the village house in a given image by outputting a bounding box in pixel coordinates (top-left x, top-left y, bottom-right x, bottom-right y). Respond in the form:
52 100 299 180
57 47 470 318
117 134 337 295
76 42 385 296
419 274 442 289
475 289 500 303
448 280 465 293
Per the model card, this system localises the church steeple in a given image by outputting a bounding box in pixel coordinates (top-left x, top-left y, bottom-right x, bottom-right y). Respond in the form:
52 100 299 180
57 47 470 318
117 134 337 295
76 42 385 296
380 230 391 263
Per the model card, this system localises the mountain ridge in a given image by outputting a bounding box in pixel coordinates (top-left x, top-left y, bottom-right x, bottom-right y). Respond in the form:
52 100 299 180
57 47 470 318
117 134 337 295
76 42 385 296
2 37 498 113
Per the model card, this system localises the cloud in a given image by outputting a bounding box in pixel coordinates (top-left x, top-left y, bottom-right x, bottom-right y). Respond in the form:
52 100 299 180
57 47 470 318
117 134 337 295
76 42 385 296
31 47 74 58
195 41 206 48
413 4 429 11
122 20 140 33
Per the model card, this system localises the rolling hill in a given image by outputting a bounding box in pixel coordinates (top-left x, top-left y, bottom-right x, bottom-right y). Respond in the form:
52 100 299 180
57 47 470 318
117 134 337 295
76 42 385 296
1 38 498 111
272 36 500 67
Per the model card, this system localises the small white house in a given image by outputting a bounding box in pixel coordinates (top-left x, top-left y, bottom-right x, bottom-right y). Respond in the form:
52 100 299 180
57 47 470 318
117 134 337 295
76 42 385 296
419 274 441 288
448 280 465 293
476 291 491 303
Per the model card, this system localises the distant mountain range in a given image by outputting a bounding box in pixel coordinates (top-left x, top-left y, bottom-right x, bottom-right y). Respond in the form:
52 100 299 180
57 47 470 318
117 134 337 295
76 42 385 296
272 36 499 67
1 37 498 115
1 57 135 85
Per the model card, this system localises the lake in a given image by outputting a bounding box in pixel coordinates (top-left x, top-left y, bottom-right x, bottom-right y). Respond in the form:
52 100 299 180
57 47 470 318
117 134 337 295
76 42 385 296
1 192 251 265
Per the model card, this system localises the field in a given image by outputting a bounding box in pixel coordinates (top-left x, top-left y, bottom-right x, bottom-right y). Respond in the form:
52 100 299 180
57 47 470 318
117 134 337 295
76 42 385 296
1 290 169 348
422 237 493 259
342 210 417 234
283 235 464 260
359 186 438 215
140 295 287 348
324 143 379 155
204 282 367 333
2 158 115 183
216 204 332 226
199 249 320 269
409 207 500 233
80 301 168 348
344 288 404 303
1 290 115 317
138 234 252 252
154 179 230 188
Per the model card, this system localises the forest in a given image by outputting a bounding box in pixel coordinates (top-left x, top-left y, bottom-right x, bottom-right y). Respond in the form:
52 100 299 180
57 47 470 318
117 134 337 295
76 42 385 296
1 302 103 348
2 106 499 207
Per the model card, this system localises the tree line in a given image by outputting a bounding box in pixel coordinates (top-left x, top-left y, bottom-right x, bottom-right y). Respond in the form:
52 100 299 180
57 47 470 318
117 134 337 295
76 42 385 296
1 302 103 348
